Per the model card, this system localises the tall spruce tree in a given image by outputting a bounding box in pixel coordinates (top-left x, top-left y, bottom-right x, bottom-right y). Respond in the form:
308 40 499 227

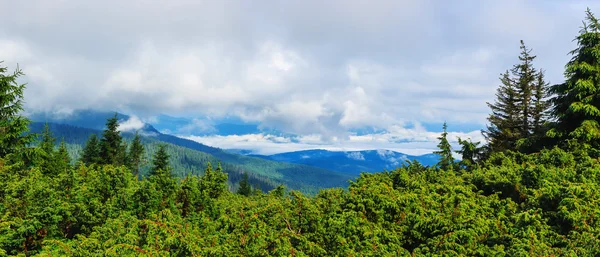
80 134 100 165
39 124 56 174
99 114 124 165
39 124 56 156
52 139 71 175
434 122 454 170
237 172 252 196
0 62 34 159
483 71 521 152
549 8 600 146
127 132 145 178
150 144 170 177
514 40 538 137
532 69 551 134
484 41 550 153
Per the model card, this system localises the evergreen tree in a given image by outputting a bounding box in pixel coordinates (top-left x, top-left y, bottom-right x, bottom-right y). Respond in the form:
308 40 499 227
38 124 57 174
127 132 145 178
150 144 170 177
80 134 100 165
39 123 56 156
237 172 252 196
52 139 71 175
513 40 538 137
269 185 286 198
200 162 228 199
483 41 549 153
456 137 482 170
532 69 551 135
434 122 454 170
99 114 123 165
549 8 600 146
483 71 521 152
0 62 34 159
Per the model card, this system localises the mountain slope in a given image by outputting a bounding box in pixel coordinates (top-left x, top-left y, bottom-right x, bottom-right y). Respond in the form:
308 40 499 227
257 149 439 175
28 122 353 194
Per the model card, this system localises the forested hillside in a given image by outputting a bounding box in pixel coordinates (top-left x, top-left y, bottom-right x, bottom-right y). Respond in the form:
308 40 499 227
28 122 353 194
3 8 600 256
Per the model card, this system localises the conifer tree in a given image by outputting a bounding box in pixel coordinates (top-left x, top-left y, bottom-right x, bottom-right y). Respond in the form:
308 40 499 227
39 124 56 174
513 40 538 137
456 137 482 170
269 185 286 198
549 8 600 146
150 144 170 177
532 69 550 134
127 132 145 178
39 124 56 156
99 114 123 165
434 122 454 170
484 41 550 153
0 62 34 159
483 71 521 152
52 139 71 175
80 134 100 165
237 172 252 196
200 162 228 199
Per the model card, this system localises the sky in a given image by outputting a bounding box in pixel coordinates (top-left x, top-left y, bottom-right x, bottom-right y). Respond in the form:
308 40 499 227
1 0 599 155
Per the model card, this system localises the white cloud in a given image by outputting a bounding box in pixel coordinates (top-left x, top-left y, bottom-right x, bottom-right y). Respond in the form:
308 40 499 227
2 0 597 153
118 116 145 132
346 151 365 161
183 122 484 156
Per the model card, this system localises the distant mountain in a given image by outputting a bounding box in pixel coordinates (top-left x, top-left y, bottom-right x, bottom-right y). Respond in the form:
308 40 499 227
252 149 439 175
28 120 354 194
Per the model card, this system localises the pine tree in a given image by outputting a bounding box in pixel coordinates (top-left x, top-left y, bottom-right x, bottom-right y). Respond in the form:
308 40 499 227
483 71 521 152
513 40 538 137
80 134 100 165
39 124 56 174
39 123 56 156
456 137 482 170
533 69 551 131
237 172 252 196
99 114 124 165
127 132 145 178
0 62 34 159
483 41 549 153
269 185 286 198
200 162 228 199
150 144 170 177
434 122 454 170
549 8 600 146
52 139 71 175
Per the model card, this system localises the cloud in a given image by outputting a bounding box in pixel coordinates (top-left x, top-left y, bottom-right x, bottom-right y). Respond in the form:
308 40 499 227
346 151 365 161
118 116 145 132
183 123 484 156
2 0 599 153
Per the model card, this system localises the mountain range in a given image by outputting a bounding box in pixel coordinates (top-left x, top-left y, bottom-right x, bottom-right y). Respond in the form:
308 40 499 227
240 149 439 175
28 109 441 192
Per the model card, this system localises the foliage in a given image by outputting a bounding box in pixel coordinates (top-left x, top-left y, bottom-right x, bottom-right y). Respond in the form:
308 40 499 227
434 122 454 170
98 114 124 166
550 8 600 148
0 62 35 163
484 41 550 153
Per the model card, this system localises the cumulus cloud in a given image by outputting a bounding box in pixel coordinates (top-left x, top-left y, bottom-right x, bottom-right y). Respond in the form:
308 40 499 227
346 151 365 161
118 116 145 132
184 123 484 155
1 0 598 152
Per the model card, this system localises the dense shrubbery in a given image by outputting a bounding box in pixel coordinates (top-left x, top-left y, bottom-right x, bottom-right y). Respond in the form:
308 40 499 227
1 147 600 256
